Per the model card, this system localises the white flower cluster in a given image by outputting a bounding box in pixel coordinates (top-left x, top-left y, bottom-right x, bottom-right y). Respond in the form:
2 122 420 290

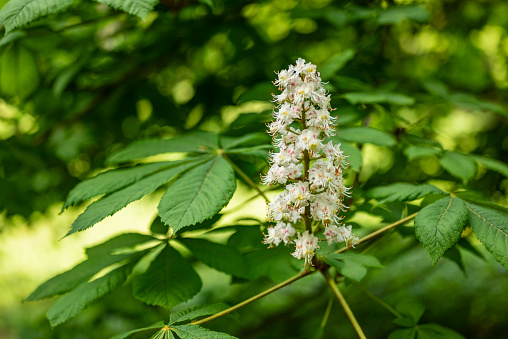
262 58 358 265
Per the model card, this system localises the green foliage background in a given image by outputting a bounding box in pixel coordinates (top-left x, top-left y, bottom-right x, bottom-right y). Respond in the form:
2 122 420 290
1 0 508 338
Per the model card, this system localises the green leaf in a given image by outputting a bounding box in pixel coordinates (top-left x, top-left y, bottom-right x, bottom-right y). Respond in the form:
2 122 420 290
27 233 156 301
343 92 415 106
443 246 466 275
367 183 445 204
471 155 508 177
0 43 39 98
133 245 202 308
97 0 158 19
158 156 236 234
325 253 382 282
319 49 355 80
440 151 477 184
67 160 203 236
0 30 26 48
47 263 133 327
403 146 442 161
106 132 218 164
236 82 274 104
415 196 469 265
417 324 465 339
225 145 272 159
178 238 249 278
377 5 430 25
222 132 270 150
169 304 229 325
110 322 164 339
466 203 508 269
387 328 417 339
336 127 396 147
450 93 508 118
150 215 168 235
171 324 237 339
0 0 74 33
396 300 425 324
63 161 187 210
339 140 362 171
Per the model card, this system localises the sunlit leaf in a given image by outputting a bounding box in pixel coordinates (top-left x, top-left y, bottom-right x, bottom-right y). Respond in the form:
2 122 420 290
440 151 477 184
343 92 414 106
336 127 397 147
377 5 430 25
0 43 39 97
403 146 442 161
367 183 445 204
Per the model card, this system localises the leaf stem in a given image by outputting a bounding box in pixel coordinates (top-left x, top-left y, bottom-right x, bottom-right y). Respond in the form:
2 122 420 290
221 152 270 203
336 212 417 254
320 296 334 329
322 270 367 339
191 269 313 326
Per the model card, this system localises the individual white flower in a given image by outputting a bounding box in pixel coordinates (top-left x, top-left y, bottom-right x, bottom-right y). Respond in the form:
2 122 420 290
297 128 321 151
324 224 359 247
292 231 320 265
263 221 296 247
287 182 312 207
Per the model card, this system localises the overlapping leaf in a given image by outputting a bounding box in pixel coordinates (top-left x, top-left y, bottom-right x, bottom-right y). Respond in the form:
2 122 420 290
415 196 468 265
171 324 237 339
368 183 445 205
343 92 415 106
158 156 236 233
97 0 158 19
336 127 397 147
169 304 229 325
440 151 477 184
325 253 382 282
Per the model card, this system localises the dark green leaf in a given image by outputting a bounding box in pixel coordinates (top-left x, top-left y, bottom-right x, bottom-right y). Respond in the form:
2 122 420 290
387 328 417 339
222 132 270 150
97 0 158 19
450 93 508 118
169 304 229 325
377 5 430 25
158 156 236 234
110 322 164 339
325 253 382 282
47 263 133 327
319 49 355 80
171 324 237 339
67 160 203 236
367 183 445 204
396 300 425 324
106 132 218 164
415 196 469 265
466 203 508 269
178 238 249 278
336 127 396 147
150 215 168 235
440 151 477 184
236 82 274 104
417 324 465 339
133 245 202 308
0 30 26 48
471 155 508 177
403 146 442 161
0 0 74 33
343 92 415 106
443 246 466 276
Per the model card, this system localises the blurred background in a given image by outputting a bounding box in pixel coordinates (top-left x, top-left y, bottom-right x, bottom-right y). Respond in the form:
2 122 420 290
1 0 508 338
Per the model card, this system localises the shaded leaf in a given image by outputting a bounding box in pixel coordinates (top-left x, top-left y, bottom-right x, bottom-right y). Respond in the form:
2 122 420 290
97 0 158 19
377 5 429 25
171 324 237 339
178 238 249 278
236 82 274 104
0 43 39 97
158 156 236 234
319 49 355 80
471 155 508 177
450 93 508 118
440 152 477 184
387 328 416 339
67 160 203 236
466 203 508 269
110 322 164 339
133 245 202 308
336 127 396 147
403 146 442 161
396 300 425 324
367 183 445 204
343 92 414 106
169 304 229 325
325 253 382 282
415 196 468 265
417 324 465 339
0 0 74 33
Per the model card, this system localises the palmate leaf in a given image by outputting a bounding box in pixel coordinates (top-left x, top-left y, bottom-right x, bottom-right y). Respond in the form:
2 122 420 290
415 196 469 265
106 131 219 164
27 233 157 301
66 159 205 236
158 156 236 234
171 324 237 339
466 203 508 269
133 245 202 308
110 322 165 339
47 262 134 327
178 238 249 278
0 0 74 33
97 0 158 19
367 183 445 204
63 160 188 210
169 304 229 325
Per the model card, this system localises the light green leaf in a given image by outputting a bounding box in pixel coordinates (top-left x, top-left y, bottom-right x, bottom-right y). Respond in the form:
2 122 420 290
319 49 355 80
450 93 508 118
106 132 218 164
110 322 164 339
133 245 202 308
171 324 237 339
27 233 156 301
466 203 508 269
0 30 26 48
178 238 249 278
0 43 39 97
417 324 465 339
336 127 397 147
343 92 415 106
387 328 417 339
325 253 382 282
96 0 158 19
169 304 229 325
338 140 362 171
158 156 236 234
67 160 203 236
63 161 187 210
415 196 468 265
377 5 430 25
47 263 133 327
367 183 445 204
440 151 477 184
0 0 74 33
403 146 442 161
471 155 508 177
